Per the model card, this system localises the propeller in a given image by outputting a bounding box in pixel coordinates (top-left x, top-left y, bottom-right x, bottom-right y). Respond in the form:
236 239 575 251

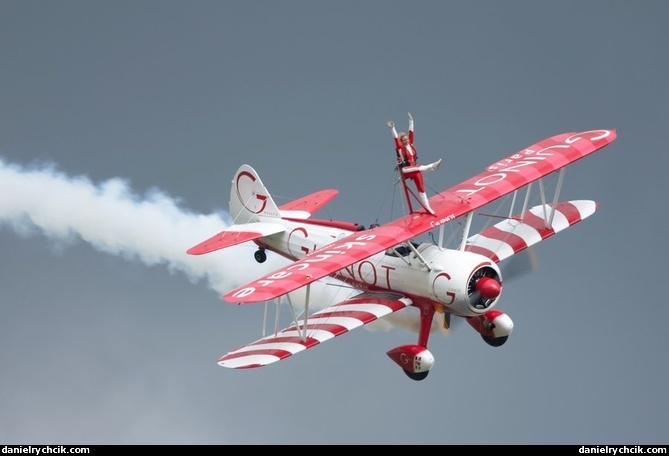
499 246 539 282
467 267 501 310
435 310 452 337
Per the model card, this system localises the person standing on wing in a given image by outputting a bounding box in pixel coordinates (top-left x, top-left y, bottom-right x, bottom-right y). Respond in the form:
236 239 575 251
387 112 442 215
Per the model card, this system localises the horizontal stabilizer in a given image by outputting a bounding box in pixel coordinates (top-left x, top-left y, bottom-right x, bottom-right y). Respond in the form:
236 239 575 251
278 189 339 219
465 200 597 263
218 292 413 369
186 222 285 255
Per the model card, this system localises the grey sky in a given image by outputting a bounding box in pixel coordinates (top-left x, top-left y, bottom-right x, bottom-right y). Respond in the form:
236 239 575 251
1 0 667 445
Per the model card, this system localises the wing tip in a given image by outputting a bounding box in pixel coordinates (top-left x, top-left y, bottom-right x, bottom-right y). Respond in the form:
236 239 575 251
218 362 263 369
186 245 208 255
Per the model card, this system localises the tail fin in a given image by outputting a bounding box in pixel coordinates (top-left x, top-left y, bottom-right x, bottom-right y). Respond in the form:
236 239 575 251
187 165 340 256
229 164 281 224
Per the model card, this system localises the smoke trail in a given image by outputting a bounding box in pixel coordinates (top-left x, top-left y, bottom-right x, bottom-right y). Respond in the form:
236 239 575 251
0 157 423 333
0 157 286 296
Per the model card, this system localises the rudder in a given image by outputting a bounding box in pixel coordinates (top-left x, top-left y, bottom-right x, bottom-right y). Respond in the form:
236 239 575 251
229 164 281 224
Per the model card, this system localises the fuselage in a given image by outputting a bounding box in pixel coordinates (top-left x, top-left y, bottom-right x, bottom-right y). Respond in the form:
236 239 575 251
255 217 502 317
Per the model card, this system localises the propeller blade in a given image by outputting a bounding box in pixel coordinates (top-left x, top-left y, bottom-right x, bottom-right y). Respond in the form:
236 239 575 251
500 246 539 282
435 310 452 337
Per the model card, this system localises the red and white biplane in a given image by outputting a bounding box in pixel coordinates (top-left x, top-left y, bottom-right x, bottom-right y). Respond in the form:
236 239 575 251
187 129 617 381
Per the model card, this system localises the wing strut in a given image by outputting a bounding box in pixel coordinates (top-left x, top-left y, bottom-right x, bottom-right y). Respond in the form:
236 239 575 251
510 168 567 230
549 168 566 227
262 298 282 337
437 224 446 249
285 293 303 341
408 242 431 271
536 168 567 229
285 294 296 331
303 285 311 342
458 211 475 251
521 182 532 221
261 291 311 342
262 300 269 336
539 178 549 227
508 190 519 219
284 284 312 343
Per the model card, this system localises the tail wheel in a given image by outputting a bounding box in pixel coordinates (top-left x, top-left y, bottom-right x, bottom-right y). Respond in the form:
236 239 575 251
254 248 267 263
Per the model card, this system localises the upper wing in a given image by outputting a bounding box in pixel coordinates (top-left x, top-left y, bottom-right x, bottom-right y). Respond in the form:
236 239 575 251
278 189 339 219
218 291 413 369
223 129 616 303
427 129 616 219
464 200 597 263
186 222 285 255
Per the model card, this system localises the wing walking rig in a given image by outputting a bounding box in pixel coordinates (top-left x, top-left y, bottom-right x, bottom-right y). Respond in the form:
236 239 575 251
188 129 617 381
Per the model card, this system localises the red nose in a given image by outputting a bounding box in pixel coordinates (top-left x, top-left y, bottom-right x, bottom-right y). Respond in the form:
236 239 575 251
476 277 501 300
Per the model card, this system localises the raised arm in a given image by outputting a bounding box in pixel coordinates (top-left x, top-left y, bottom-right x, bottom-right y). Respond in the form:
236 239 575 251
387 120 404 164
387 120 398 139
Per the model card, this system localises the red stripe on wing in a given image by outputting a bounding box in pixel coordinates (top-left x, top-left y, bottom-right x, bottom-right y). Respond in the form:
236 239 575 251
486 226 530 253
218 292 413 369
465 245 501 263
465 225 531 261
252 335 322 348
286 323 351 337
553 201 584 224
518 210 556 238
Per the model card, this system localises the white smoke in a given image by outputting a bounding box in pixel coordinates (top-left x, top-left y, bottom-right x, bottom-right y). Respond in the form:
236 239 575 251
0 157 424 333
0 157 286 296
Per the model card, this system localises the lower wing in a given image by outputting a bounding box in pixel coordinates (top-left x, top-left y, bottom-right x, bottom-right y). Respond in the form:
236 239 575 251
218 291 413 369
465 200 596 263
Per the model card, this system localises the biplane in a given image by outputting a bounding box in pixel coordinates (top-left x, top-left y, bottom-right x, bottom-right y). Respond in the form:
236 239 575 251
187 129 617 381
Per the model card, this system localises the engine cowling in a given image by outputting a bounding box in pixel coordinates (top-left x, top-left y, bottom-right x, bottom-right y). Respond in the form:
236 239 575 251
424 247 503 317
